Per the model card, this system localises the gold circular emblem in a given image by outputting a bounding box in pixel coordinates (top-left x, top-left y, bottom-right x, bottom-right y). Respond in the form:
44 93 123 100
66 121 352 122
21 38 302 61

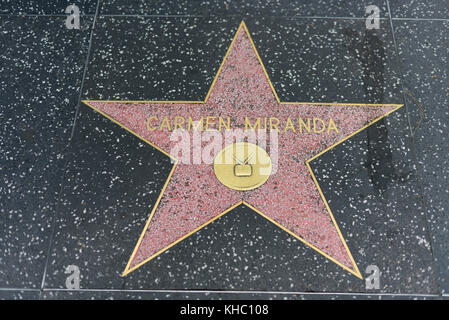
213 142 272 191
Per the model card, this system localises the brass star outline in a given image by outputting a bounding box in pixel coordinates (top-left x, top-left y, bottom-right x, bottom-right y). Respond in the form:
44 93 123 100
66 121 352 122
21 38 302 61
83 21 403 279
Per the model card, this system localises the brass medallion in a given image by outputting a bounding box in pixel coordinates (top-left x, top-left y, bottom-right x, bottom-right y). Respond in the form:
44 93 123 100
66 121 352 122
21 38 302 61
213 142 272 191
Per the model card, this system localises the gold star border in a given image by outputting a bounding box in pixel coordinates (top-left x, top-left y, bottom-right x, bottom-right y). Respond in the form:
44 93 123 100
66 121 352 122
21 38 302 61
83 21 403 279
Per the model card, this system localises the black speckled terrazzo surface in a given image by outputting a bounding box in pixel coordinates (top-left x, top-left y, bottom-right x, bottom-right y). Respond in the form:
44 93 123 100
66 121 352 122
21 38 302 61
1 1 448 300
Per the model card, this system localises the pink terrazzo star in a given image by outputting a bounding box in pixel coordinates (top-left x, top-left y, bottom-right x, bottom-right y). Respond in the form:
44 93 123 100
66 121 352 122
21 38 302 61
84 22 401 278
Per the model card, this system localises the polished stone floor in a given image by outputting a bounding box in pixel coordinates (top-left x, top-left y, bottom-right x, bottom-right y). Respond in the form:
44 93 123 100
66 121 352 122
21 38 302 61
1 0 448 300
